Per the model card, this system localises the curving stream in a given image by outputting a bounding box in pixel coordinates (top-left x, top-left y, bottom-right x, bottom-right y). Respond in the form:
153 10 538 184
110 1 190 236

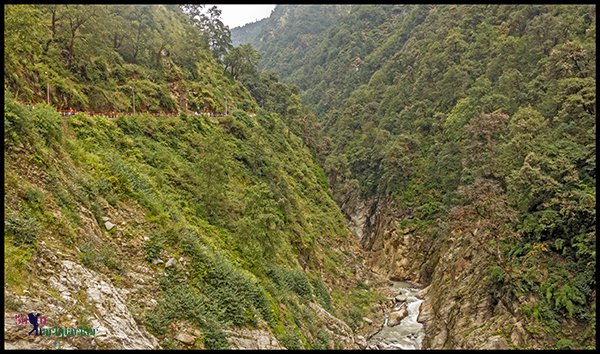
369 281 425 350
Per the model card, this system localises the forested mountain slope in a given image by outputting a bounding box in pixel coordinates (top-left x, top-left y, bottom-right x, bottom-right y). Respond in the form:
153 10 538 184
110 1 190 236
250 4 596 349
248 5 351 80
4 4 389 350
231 17 268 47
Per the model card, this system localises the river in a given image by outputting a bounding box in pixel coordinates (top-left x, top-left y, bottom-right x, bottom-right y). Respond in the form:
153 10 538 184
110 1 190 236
368 281 425 350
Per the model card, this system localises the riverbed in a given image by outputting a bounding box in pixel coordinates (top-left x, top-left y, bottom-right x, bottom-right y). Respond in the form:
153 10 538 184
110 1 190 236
368 281 425 350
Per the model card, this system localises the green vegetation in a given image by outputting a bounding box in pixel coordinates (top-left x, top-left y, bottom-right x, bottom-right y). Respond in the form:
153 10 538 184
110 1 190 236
4 3 595 350
4 3 357 345
79 241 127 274
248 4 595 348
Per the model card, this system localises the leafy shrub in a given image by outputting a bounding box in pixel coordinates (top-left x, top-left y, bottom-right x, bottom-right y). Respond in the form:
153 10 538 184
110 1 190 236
182 236 274 325
416 201 442 219
556 338 576 350
4 95 34 144
311 276 335 314
232 109 255 127
345 308 364 331
310 329 331 350
485 266 505 283
278 332 303 350
147 267 231 349
356 279 370 291
54 188 82 225
144 233 164 262
240 99 253 111
5 294 23 311
32 104 63 145
266 264 313 299
5 208 41 246
25 187 46 210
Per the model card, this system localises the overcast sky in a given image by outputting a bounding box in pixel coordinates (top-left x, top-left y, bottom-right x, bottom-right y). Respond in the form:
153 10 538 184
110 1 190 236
206 4 276 29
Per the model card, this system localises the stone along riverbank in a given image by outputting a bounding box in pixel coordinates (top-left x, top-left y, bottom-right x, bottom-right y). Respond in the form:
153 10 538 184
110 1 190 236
367 281 426 350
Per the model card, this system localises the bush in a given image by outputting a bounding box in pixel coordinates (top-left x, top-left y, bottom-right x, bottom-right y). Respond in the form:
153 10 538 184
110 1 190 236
357 279 370 291
232 109 255 127
5 294 24 311
4 94 34 144
266 264 313 299
311 277 335 314
79 241 127 274
144 233 164 262
556 338 576 350
5 208 41 246
32 104 63 145
311 329 331 350
147 266 232 350
278 332 303 350
182 237 274 325
485 266 505 283
25 187 46 210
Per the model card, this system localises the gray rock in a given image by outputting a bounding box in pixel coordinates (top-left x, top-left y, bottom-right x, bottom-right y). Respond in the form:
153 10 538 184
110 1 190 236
101 216 110 222
105 221 115 231
362 317 373 324
44 259 161 349
480 336 509 350
165 258 176 268
510 321 531 348
415 285 430 300
175 333 196 345
152 258 164 265
387 307 408 327
356 335 367 348
395 294 407 302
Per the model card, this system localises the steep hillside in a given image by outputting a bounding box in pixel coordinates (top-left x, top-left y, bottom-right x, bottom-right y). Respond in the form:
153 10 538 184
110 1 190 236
252 4 596 349
4 4 252 115
231 17 268 47
251 5 351 80
4 4 393 350
3 94 389 350
4 4 596 350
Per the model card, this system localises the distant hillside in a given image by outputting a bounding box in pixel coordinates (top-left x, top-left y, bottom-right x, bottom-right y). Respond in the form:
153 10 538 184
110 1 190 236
231 17 269 46
251 4 597 350
250 5 351 80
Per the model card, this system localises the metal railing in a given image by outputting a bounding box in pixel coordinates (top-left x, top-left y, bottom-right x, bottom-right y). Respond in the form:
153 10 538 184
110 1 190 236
17 101 247 118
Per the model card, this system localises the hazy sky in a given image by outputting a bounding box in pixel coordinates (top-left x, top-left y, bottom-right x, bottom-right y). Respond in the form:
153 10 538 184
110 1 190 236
206 4 276 29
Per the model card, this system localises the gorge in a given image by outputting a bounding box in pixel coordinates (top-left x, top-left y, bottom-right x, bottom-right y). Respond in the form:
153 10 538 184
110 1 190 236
5 4 596 350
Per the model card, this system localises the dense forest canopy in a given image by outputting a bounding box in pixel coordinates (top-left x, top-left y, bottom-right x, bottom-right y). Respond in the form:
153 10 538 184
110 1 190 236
5 4 382 350
4 4 267 115
245 4 596 346
4 3 596 350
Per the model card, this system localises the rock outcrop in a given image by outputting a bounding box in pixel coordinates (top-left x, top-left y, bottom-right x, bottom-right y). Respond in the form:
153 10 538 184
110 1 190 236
417 230 545 350
4 241 161 350
224 318 285 350
307 302 360 349
332 182 551 349
335 188 430 283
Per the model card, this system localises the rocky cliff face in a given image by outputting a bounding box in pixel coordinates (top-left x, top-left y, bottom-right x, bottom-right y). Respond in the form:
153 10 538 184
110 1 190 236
4 238 161 350
333 185 560 349
336 187 430 282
